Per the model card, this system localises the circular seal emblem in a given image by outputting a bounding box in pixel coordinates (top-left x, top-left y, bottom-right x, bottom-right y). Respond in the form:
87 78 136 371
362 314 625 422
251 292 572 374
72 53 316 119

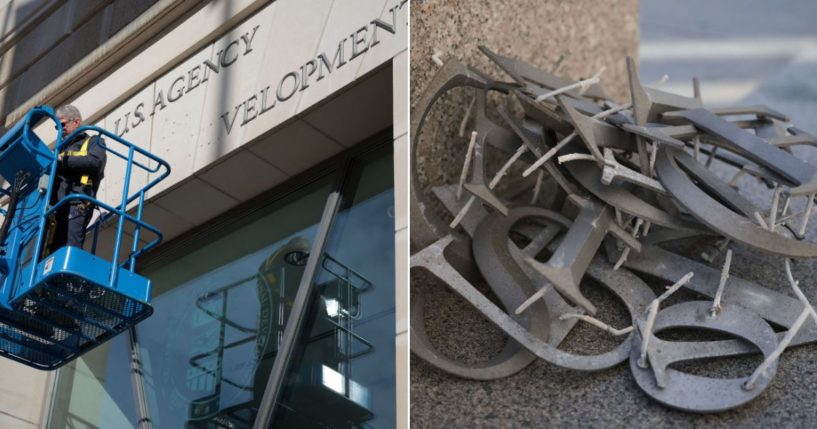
154 236 311 424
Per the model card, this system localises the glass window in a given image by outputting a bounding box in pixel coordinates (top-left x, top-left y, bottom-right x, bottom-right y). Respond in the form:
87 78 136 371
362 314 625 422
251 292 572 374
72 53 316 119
47 138 396 429
271 149 395 428
48 334 139 429
136 178 332 428
48 176 334 428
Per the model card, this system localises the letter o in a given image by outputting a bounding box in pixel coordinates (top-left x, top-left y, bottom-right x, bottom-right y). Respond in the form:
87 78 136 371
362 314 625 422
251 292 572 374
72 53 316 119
276 71 300 102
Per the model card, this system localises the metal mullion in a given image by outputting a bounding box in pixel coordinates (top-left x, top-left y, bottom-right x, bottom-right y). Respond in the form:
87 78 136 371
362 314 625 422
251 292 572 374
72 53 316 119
252 159 351 429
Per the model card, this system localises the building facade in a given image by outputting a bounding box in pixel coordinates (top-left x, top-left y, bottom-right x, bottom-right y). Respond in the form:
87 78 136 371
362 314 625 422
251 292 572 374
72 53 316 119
0 0 408 428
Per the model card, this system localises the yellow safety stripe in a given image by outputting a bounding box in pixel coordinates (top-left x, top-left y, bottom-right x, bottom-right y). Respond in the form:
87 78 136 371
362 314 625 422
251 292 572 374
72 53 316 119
63 137 91 156
62 137 93 186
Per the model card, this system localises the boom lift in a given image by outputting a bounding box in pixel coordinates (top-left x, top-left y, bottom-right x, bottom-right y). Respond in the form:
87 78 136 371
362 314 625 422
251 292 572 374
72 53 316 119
0 106 169 370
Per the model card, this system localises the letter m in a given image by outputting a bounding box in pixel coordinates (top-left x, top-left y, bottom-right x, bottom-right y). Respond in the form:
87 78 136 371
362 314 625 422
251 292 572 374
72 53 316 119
317 39 346 81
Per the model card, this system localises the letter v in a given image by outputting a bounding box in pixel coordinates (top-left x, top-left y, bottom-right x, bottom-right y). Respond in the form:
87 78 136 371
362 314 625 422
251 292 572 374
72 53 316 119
221 104 242 134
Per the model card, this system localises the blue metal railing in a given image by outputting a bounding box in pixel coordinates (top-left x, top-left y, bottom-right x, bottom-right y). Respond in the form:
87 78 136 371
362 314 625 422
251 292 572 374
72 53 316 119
26 122 171 295
0 106 171 370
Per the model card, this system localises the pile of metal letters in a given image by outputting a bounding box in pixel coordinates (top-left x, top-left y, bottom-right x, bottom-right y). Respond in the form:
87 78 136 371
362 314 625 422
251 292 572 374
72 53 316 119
410 47 817 412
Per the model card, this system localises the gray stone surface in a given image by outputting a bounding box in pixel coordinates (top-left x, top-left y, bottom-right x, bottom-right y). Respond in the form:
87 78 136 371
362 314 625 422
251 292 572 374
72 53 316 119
15 7 107 106
410 0 639 107
410 0 638 253
0 0 164 119
12 2 72 78
70 0 111 31
411 1 817 427
108 0 159 38
412 239 817 428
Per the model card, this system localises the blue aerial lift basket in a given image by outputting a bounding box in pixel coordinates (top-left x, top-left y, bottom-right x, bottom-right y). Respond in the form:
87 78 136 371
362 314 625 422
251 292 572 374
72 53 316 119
0 106 169 370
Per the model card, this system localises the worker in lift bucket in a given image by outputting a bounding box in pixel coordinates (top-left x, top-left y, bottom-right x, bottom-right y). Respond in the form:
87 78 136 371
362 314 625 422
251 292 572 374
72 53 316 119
21 106 108 339
46 105 107 254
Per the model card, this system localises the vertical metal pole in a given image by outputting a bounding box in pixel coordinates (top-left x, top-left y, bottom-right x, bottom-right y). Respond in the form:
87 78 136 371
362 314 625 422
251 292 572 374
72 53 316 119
341 273 351 399
129 190 145 271
252 181 345 428
128 327 152 429
344 290 351 400
214 290 228 399
110 146 134 287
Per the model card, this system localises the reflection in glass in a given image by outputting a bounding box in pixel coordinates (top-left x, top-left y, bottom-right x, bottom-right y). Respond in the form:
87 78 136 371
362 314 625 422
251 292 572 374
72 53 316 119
46 143 396 429
148 235 314 428
273 149 395 428
48 333 138 428
48 179 332 428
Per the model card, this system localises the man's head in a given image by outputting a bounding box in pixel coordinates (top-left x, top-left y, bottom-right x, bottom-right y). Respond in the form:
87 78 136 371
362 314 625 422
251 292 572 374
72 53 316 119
55 105 82 135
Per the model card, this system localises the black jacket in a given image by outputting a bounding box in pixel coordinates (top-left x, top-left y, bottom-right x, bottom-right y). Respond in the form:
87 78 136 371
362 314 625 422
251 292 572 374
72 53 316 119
52 132 107 204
